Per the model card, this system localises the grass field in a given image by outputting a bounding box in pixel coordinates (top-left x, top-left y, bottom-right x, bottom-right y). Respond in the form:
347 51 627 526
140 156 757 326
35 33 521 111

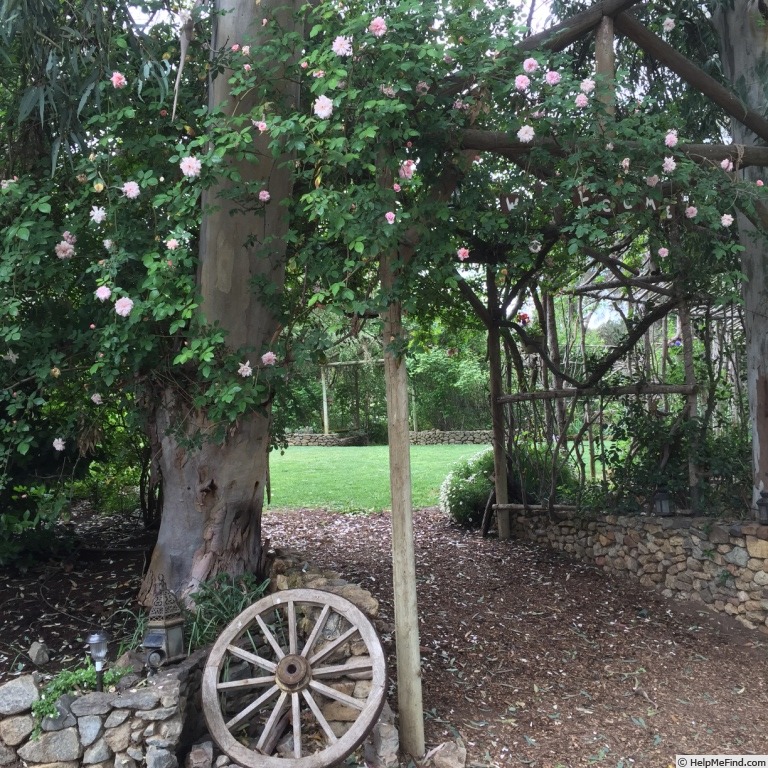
267 444 490 512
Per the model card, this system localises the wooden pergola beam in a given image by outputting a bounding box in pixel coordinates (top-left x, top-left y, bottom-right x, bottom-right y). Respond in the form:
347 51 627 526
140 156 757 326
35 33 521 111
614 11 768 144
519 0 642 51
498 383 697 404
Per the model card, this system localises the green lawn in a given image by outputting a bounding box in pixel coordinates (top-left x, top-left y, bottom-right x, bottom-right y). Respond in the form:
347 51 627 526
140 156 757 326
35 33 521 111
267 444 490 512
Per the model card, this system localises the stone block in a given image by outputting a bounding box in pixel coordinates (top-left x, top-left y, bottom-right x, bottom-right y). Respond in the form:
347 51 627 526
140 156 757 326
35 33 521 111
105 709 130 728
747 536 768 559
105 721 132 752
18 726 82 763
0 713 34 746
78 714 104 747
146 745 179 768
71 693 113 717
0 675 39 715
724 547 749 567
83 736 113 764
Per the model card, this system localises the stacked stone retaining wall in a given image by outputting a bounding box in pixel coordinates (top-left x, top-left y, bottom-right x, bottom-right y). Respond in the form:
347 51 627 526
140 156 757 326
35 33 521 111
510 509 768 632
285 430 492 447
0 552 396 768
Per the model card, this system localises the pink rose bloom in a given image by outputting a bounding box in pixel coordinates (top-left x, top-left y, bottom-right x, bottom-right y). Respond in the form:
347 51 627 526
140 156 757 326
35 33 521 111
393 183 401 192
381 85 396 98
721 213 734 226
385 211 396 224
332 35 353 56
238 360 253 377
243 64 252 71
514 74 530 92
580 78 595 93
300 61 308 69
758 180 764 186
399 159 416 179
111 71 127 89
721 158 734 172
242 45 250 55
122 181 140 198
575 93 588 108
665 130 678 147
663 156 676 173
180 155 202 178
114 297 134 317
313 70 325 78
90 205 107 224
313 95 333 119
662 17 675 32
621 158 630 171
55 240 75 259
522 58 538 73
53 438 66 452
259 190 270 202
253 120 267 132
94 285 112 302
261 351 277 366
457 247 469 261
657 247 669 258
262 18 268 26
517 125 535 143
646 175 660 187
91 393 103 405
166 239 179 250
103 239 113 250
545 70 561 85
685 206 698 218
62 231 76 244
231 44 240 51
369 16 387 37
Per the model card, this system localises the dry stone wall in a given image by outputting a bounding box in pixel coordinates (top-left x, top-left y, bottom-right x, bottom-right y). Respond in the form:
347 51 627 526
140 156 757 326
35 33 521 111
285 430 492 447
510 509 768 632
0 552 397 768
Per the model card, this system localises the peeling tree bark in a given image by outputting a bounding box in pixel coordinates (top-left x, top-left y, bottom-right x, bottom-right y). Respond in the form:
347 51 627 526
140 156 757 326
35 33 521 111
140 0 299 603
712 0 768 505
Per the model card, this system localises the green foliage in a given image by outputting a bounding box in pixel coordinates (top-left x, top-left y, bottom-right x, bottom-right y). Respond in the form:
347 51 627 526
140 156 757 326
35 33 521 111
185 572 270 652
440 445 579 527
31 661 130 731
439 449 495 527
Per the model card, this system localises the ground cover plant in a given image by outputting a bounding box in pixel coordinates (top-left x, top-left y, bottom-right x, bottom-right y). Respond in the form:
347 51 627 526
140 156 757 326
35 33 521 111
268 444 490 511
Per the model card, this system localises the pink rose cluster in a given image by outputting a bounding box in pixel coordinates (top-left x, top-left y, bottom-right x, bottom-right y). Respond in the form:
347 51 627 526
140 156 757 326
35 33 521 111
55 231 77 259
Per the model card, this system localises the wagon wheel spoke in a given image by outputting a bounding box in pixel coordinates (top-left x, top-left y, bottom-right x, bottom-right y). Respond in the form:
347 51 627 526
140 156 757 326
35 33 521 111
217 675 276 691
300 603 331 657
309 680 366 711
255 691 289 752
308 625 358 665
256 614 286 660
291 691 302 758
311 656 373 679
203 588 387 768
226 645 277 673
301 688 338 743
226 684 280 731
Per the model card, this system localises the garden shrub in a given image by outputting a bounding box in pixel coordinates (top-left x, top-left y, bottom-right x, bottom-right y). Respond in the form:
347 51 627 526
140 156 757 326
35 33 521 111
439 445 578 528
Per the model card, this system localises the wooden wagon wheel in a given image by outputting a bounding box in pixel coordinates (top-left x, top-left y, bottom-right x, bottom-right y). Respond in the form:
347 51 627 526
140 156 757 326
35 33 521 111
202 588 387 768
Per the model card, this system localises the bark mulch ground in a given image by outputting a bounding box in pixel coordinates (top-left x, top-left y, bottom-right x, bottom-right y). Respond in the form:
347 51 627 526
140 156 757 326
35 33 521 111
1 505 767 767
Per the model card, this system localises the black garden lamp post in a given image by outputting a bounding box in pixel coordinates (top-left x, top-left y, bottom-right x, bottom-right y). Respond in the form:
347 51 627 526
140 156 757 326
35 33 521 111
86 630 110 692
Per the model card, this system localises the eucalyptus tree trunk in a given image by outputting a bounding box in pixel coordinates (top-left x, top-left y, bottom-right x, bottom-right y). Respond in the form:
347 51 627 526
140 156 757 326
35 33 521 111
139 0 299 603
712 0 768 505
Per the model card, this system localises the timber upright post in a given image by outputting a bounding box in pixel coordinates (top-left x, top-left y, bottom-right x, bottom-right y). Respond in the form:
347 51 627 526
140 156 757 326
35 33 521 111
380 250 425 759
487 268 510 539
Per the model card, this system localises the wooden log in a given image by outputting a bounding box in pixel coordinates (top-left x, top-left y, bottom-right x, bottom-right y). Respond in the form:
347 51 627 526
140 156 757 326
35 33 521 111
498 383 697 404
614 11 768 144
493 503 579 511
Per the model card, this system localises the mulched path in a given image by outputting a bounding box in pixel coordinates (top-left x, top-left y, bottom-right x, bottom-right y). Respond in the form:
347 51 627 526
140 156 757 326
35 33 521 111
2 505 768 768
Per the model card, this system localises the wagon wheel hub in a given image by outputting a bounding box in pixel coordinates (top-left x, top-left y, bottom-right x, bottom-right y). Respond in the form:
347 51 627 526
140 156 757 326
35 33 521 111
275 654 312 692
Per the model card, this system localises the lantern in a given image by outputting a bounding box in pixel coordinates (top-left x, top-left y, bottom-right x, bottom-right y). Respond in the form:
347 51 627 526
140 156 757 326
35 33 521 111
142 575 186 670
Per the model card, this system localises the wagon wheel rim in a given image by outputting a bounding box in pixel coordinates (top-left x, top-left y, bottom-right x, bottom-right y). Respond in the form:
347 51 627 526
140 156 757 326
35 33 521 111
202 588 387 768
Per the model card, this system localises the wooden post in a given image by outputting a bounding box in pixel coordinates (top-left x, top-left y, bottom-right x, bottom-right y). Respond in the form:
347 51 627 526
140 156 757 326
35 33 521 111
487 267 510 539
595 16 616 118
320 366 330 435
380 250 425 759
680 304 700 511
